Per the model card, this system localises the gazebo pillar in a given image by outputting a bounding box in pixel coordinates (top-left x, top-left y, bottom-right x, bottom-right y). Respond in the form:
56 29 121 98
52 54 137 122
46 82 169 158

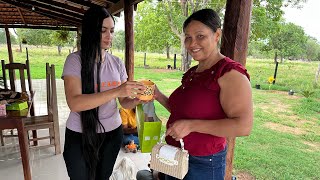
4 26 16 84
4 27 13 63
220 0 252 179
124 1 134 81
76 26 81 51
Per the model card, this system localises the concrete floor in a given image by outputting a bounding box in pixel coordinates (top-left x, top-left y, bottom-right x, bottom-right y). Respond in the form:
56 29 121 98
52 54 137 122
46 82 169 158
0 79 150 180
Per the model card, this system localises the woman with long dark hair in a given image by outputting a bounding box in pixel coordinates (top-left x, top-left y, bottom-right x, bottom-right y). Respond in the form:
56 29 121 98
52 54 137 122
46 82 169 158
62 7 144 180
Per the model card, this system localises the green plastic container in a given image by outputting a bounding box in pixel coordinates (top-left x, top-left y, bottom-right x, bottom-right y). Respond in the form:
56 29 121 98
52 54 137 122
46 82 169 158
6 101 28 111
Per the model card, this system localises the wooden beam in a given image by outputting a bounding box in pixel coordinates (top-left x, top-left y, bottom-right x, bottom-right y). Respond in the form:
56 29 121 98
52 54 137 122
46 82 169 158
107 0 124 15
17 8 26 25
18 0 83 20
1 0 81 26
108 0 143 15
66 0 97 8
35 0 86 15
0 25 77 31
220 1 252 180
4 26 16 87
4 27 13 63
124 0 134 81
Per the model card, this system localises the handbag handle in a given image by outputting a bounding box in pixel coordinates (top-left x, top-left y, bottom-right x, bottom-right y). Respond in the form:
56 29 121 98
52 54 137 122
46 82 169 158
160 134 185 151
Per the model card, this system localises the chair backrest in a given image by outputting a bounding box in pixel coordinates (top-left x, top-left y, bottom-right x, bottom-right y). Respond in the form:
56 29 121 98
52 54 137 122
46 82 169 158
1 60 33 93
1 60 35 116
46 63 58 122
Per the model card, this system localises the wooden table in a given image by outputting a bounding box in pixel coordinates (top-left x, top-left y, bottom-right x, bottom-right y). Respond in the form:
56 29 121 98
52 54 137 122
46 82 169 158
0 115 31 180
0 94 34 180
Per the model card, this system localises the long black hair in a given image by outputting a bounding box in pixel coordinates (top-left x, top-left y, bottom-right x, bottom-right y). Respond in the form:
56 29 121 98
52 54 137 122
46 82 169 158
80 6 114 180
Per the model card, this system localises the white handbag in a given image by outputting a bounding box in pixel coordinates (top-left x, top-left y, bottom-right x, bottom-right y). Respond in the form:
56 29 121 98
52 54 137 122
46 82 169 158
150 135 189 179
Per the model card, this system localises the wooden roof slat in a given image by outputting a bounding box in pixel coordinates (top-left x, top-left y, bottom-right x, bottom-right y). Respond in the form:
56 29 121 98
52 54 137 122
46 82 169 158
107 0 143 15
18 0 83 20
0 0 143 30
0 24 78 31
0 0 81 26
17 7 26 25
64 0 99 8
36 0 85 14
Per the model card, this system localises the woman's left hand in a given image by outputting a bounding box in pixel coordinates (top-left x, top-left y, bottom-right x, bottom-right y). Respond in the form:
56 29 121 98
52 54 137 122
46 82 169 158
166 120 192 141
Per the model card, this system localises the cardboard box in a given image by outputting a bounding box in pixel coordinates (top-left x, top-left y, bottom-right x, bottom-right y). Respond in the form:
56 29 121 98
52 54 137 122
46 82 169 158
6 101 28 111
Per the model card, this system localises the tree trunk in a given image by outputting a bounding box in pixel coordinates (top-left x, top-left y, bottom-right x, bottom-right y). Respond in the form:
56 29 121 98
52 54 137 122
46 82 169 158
58 45 62 55
180 35 192 71
166 44 170 59
180 1 191 72
19 42 22 52
274 51 278 64
315 63 320 84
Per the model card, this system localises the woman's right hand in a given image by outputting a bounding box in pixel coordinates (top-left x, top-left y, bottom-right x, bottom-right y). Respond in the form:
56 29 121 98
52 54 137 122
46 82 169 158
153 84 162 101
117 81 145 98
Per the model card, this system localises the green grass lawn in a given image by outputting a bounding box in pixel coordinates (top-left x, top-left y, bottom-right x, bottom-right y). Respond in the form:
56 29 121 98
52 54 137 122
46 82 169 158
1 45 319 179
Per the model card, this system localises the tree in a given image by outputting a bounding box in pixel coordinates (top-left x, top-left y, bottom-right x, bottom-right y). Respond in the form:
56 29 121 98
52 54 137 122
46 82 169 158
0 28 17 45
160 0 226 71
134 1 180 59
135 0 308 70
135 0 225 71
16 29 52 46
265 22 307 61
0 28 6 44
251 0 307 41
113 30 125 51
50 30 75 55
305 37 320 61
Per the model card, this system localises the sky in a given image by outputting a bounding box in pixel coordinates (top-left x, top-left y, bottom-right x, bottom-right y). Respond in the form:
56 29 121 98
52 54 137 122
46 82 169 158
283 0 320 42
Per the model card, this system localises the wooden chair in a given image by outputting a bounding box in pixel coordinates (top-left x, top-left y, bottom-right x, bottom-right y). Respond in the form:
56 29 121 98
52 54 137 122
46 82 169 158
0 60 36 146
23 63 61 154
1 59 35 114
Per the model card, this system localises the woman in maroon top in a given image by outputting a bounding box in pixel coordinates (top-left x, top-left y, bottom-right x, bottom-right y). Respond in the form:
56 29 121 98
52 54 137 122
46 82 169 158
155 9 253 180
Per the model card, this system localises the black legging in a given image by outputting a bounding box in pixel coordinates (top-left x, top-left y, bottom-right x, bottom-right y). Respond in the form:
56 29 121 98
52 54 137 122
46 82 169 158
63 125 123 180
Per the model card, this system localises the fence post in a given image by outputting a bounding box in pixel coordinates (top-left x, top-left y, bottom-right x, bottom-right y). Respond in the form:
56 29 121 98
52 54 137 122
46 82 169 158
144 53 146 67
273 61 279 84
26 47 29 61
173 54 176 69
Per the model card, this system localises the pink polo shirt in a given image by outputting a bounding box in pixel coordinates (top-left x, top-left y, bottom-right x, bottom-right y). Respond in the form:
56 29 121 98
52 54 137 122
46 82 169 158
165 57 250 156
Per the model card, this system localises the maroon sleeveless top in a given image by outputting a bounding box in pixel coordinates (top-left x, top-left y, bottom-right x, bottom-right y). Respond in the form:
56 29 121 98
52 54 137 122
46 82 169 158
166 57 250 156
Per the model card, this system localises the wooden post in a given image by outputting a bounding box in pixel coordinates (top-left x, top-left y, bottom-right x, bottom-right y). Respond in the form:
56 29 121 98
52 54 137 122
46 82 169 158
5 27 13 63
220 0 252 179
221 0 252 66
273 62 279 84
5 27 16 88
173 54 177 69
124 1 134 81
76 26 81 51
26 47 29 61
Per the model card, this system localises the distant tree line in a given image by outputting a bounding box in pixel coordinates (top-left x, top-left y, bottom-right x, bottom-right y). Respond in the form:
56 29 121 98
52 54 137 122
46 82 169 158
111 0 320 71
0 28 76 55
2 0 319 63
